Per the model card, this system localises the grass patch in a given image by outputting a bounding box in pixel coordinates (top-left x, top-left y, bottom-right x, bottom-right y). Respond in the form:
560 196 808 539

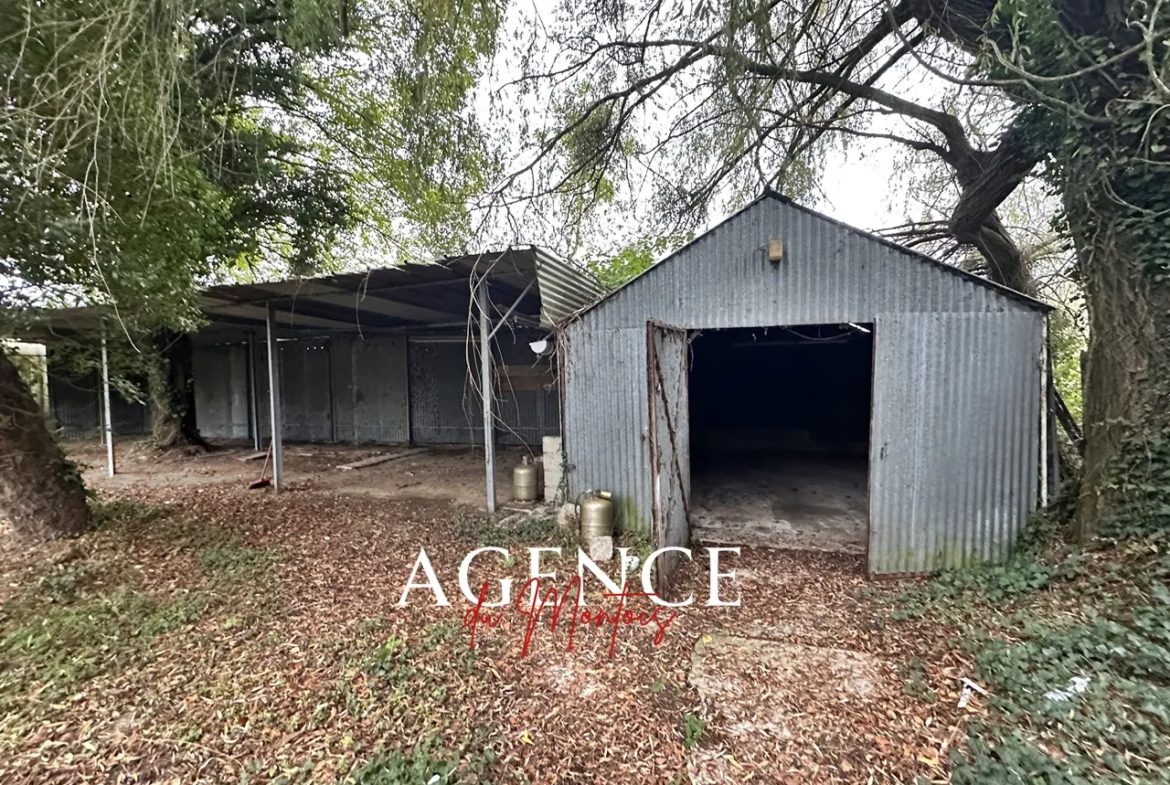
893 511 1082 620
362 635 413 685
201 543 281 583
897 658 937 704
0 588 206 703
341 737 497 785
455 507 575 549
90 498 165 530
35 561 94 604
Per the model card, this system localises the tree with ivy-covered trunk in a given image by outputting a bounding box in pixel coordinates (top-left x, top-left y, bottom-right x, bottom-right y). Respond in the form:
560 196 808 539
504 0 1168 540
0 0 500 537
971 0 1170 541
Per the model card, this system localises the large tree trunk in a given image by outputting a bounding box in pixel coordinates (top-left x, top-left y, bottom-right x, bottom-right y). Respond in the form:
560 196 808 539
1066 176 1170 541
0 350 92 539
150 332 208 449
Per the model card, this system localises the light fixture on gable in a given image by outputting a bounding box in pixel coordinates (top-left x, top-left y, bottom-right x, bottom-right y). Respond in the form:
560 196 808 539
767 238 784 263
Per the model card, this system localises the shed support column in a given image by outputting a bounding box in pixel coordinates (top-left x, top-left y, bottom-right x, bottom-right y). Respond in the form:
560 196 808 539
100 330 115 477
265 303 284 491
479 282 496 513
247 333 261 451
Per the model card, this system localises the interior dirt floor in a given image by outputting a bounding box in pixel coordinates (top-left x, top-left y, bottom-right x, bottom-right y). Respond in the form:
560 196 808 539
691 454 868 554
66 438 535 508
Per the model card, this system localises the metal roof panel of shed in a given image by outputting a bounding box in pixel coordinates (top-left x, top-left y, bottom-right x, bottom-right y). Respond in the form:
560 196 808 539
28 246 602 339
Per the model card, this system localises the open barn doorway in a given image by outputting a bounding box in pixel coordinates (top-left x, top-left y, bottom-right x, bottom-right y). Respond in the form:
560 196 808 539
689 324 874 553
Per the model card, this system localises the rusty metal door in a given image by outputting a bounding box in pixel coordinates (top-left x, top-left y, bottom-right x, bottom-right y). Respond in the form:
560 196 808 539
647 322 691 598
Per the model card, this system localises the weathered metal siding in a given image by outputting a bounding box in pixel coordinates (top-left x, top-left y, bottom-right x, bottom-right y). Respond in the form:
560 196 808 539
193 344 250 440
48 371 101 439
331 336 410 443
48 369 150 440
649 324 691 593
408 340 483 445
280 339 334 442
533 248 604 326
252 342 272 442
562 328 652 532
868 312 1042 573
561 196 1047 570
577 198 1026 334
190 331 548 449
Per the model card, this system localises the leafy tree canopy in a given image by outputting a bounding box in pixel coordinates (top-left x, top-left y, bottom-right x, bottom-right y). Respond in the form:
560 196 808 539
0 0 501 342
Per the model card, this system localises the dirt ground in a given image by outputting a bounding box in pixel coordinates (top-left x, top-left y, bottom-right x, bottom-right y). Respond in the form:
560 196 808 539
72 439 535 508
0 442 976 784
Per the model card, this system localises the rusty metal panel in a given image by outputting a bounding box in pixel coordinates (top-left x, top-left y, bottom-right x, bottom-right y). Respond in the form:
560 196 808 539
495 388 558 447
193 344 250 439
331 336 410 444
562 327 653 535
47 370 99 440
252 340 271 443
648 323 691 595
868 312 1043 574
408 339 483 445
493 332 558 447
532 247 604 325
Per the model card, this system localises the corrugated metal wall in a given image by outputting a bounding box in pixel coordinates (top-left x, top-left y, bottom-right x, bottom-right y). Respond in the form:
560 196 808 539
279 339 333 442
201 336 412 445
561 195 1048 572
192 344 250 440
868 312 1042 573
48 368 150 440
580 198 1026 333
191 333 555 447
408 340 483 445
563 328 652 528
494 334 559 448
331 336 410 443
48 371 102 440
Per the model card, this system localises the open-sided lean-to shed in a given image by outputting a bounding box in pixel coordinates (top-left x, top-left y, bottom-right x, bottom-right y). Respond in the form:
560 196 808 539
33 247 602 511
559 192 1054 576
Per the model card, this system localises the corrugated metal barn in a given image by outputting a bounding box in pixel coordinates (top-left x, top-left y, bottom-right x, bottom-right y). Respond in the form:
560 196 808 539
40 248 600 507
560 193 1054 576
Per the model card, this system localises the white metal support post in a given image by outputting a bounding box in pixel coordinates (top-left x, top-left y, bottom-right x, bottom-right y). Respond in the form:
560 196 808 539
265 303 284 491
100 330 115 477
479 281 496 513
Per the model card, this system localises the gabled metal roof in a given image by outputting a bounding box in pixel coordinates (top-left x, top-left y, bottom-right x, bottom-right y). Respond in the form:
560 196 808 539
562 192 1052 327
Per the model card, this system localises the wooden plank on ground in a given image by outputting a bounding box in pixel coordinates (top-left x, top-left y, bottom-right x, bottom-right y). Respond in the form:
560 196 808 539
238 451 268 462
336 448 428 471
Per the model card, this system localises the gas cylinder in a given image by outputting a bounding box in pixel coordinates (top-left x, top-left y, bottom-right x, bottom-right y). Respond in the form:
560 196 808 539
579 490 614 540
513 455 539 502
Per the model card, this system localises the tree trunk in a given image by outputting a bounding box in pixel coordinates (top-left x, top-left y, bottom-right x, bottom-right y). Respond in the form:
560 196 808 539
150 332 208 449
1066 184 1170 541
0 350 92 539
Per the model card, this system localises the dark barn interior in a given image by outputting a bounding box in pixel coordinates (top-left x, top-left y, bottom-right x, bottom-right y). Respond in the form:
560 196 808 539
688 324 874 552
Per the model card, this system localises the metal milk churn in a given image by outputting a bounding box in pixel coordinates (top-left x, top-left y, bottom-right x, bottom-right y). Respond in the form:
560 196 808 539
513 455 540 502
579 490 614 540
